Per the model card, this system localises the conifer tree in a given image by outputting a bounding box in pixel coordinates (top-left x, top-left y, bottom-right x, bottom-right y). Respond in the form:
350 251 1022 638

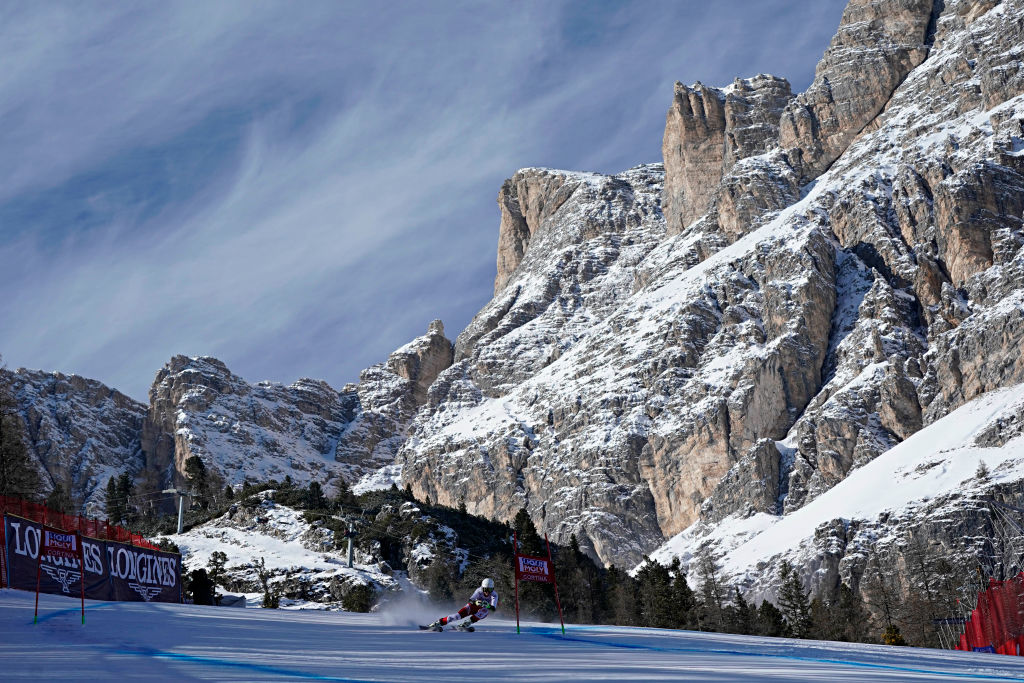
728 588 757 635
834 582 871 642
756 600 788 637
669 557 698 629
207 550 228 587
0 362 40 500
636 557 674 628
184 455 209 507
777 560 811 638
695 545 728 632
512 507 544 554
305 481 325 509
604 565 640 626
45 482 73 513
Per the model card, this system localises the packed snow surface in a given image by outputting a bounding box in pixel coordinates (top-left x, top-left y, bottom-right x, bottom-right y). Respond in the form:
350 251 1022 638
6 590 1024 681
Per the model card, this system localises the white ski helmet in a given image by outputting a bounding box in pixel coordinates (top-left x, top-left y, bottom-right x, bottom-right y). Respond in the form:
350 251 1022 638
481 578 495 590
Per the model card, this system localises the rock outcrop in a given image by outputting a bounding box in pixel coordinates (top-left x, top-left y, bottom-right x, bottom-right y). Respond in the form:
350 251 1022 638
779 0 936 180
335 320 453 467
141 355 359 491
662 75 794 233
3 368 146 514
399 0 1024 575
140 321 453 492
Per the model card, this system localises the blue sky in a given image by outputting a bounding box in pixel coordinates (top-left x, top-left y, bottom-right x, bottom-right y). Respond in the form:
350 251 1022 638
0 1 847 401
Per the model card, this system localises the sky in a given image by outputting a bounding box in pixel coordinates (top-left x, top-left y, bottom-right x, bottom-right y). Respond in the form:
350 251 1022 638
0 0 847 402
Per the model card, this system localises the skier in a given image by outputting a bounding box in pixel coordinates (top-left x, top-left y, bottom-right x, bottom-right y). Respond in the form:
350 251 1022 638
424 578 498 631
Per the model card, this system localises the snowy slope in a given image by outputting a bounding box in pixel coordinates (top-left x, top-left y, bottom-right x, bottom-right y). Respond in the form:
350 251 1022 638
6 590 1024 682
164 494 399 608
650 383 1024 593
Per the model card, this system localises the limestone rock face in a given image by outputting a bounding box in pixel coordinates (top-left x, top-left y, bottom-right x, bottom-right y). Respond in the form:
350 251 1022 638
336 321 453 467
494 170 582 294
649 0 1024 602
141 322 453 492
3 368 146 514
399 160 838 567
400 0 1024 574
142 356 359 491
662 76 794 233
779 0 935 180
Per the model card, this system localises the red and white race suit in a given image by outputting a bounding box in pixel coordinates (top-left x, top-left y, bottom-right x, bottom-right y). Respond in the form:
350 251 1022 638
440 587 499 625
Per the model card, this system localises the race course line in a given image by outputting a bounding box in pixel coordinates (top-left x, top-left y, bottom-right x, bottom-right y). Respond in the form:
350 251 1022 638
527 628 1024 682
103 645 378 683
33 602 116 624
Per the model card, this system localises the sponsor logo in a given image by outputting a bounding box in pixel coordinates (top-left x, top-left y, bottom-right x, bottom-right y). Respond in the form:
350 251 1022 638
41 565 81 594
518 556 549 575
128 583 164 602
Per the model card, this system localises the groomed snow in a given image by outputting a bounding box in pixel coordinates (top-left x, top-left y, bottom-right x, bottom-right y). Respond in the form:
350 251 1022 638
6 590 1024 681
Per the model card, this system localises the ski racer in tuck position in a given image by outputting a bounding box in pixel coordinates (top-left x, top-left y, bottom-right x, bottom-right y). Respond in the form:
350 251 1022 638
423 578 498 631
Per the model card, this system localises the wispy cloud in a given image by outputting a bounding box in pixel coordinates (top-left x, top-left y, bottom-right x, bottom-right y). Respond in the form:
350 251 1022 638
0 0 846 400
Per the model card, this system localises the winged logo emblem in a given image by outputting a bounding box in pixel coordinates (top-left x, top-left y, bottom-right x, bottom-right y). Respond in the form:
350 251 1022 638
41 565 81 594
128 583 163 602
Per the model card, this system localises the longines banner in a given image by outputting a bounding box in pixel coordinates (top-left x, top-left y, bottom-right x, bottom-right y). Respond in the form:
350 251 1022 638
4 515 181 603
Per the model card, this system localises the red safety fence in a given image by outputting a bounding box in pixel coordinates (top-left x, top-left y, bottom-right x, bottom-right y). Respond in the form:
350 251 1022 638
957 573 1024 655
0 495 159 551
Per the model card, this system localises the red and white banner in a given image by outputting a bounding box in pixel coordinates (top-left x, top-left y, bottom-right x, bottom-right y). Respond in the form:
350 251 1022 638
516 554 554 584
42 530 80 561
513 532 565 635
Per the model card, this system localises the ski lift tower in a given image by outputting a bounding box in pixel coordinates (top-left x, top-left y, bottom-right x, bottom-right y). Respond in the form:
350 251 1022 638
162 488 192 534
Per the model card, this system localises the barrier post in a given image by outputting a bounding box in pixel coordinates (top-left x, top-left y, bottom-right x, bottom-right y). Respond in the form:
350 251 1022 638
545 534 565 636
33 536 42 624
514 530 520 635
77 531 85 625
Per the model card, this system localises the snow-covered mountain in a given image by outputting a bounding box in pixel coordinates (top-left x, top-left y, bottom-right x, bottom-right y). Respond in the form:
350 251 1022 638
2 368 146 514
6 0 1024 606
4 320 452 507
396 0 1024 573
652 383 1024 600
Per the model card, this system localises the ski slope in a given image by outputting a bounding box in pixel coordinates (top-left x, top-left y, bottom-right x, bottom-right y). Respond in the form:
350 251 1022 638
5 591 1024 681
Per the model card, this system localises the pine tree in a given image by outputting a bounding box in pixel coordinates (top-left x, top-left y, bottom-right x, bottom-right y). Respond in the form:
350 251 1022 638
604 565 640 626
117 472 136 523
512 507 544 555
809 597 836 640
105 476 122 522
636 558 674 628
669 557 698 629
756 600 788 637
305 481 325 509
207 550 229 588
728 588 757 635
834 582 871 642
0 362 41 500
45 482 73 513
777 560 811 638
695 545 728 632
184 455 209 507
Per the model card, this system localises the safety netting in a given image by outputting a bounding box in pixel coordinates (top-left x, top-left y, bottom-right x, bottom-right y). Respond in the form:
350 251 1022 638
957 573 1024 655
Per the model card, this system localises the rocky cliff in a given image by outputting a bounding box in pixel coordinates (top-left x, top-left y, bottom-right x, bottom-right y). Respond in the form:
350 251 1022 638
398 0 1024 578
2 368 146 514
7 0 1024 610
5 321 452 510
141 320 453 492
